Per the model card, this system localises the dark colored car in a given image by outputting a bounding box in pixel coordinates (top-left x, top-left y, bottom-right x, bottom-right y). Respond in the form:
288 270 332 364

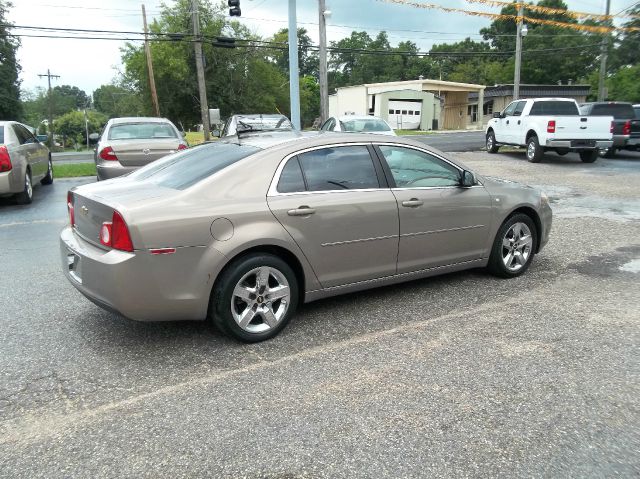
579 102 640 157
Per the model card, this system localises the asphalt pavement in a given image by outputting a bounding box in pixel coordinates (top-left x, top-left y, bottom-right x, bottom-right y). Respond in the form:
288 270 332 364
405 130 485 152
52 151 94 164
0 149 639 477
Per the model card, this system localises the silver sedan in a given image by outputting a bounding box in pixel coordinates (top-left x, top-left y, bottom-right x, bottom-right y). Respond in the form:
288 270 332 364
61 132 552 342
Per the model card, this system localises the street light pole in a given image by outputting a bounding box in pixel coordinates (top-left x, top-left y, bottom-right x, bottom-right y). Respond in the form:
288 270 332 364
597 0 611 101
513 5 524 100
288 0 301 130
318 0 329 124
192 0 210 141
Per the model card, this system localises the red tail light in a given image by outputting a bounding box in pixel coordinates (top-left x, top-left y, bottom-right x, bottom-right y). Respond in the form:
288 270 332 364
622 120 631 136
610 121 614 133
100 210 134 252
0 145 12 172
99 146 118 161
547 120 556 133
177 144 188 151
67 191 75 227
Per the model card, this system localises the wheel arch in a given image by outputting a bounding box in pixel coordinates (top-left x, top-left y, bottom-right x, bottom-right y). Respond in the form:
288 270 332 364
525 129 538 142
506 206 543 253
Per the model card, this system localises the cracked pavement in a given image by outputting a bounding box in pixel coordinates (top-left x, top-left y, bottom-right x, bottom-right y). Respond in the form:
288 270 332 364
0 149 639 477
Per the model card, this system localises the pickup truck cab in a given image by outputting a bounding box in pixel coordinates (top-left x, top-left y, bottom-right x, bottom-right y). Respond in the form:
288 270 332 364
579 102 640 157
486 98 613 163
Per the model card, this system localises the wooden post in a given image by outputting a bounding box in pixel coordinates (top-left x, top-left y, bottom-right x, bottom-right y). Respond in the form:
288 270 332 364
142 4 160 117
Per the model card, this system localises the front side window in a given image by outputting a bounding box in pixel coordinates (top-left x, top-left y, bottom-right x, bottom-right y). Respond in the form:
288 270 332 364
503 102 517 117
297 146 380 191
108 122 177 140
513 101 526 117
379 146 461 188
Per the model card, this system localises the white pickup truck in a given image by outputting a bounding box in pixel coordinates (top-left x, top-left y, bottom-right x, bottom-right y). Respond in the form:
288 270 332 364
485 98 613 163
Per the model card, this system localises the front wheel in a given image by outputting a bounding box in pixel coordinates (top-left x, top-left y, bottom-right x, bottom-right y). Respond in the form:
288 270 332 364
526 136 543 163
579 150 598 163
41 156 54 185
486 131 499 153
209 253 299 342
487 214 538 278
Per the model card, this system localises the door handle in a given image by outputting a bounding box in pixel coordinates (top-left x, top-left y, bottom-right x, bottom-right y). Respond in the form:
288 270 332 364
517 120 521 125
506 120 510 125
402 199 424 208
287 206 316 216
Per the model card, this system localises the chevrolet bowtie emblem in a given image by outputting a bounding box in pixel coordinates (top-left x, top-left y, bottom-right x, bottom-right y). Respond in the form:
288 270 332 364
81 205 89 215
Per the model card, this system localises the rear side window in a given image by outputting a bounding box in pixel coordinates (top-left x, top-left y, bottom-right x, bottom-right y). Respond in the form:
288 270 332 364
277 157 306 193
297 146 380 191
128 142 260 190
529 101 579 116
0 126 4 144
108 122 177 140
590 103 635 119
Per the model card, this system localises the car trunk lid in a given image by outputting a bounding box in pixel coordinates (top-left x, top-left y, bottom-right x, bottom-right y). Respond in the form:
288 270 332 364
550 116 613 141
110 139 180 167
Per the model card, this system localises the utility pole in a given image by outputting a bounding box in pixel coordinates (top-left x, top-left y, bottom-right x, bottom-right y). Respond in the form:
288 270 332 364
318 0 329 124
597 0 611 101
513 4 524 100
142 4 160 117
288 0 301 130
192 0 210 141
37 69 60 148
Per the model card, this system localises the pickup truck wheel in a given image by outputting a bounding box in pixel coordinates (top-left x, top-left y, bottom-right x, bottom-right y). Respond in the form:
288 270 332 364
601 147 616 158
526 135 543 163
579 150 598 163
486 131 499 153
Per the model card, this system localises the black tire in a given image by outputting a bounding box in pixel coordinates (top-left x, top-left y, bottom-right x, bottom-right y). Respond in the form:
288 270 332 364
41 156 53 185
15 170 33 205
579 150 598 163
487 213 538 278
486 130 499 153
209 253 299 343
601 147 616 158
525 135 543 163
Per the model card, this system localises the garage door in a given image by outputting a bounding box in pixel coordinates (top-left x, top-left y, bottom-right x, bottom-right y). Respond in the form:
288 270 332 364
388 100 422 130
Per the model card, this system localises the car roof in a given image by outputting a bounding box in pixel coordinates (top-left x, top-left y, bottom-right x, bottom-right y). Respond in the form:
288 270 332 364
337 115 387 121
231 114 288 119
109 117 175 125
581 101 633 106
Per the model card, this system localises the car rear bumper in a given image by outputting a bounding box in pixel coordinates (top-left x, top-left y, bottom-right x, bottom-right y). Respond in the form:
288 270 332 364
60 226 223 321
0 168 25 196
545 139 613 150
96 163 137 181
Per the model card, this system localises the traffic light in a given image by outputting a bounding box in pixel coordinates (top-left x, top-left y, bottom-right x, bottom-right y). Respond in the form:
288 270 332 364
228 0 241 16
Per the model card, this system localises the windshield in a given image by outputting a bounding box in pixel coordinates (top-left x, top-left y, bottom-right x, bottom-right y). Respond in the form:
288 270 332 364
590 103 635 119
127 142 260 190
108 122 178 140
236 115 292 132
340 119 391 132
529 101 579 116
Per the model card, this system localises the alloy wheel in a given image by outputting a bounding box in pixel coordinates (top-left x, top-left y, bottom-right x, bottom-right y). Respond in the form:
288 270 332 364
487 134 494 150
25 173 32 199
230 266 291 333
501 222 533 272
527 142 536 161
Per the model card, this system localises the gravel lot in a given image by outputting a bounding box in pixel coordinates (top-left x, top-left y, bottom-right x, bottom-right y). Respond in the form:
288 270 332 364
0 148 638 478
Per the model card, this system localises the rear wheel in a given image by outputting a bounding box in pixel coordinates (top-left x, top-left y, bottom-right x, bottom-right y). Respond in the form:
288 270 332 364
526 135 543 163
486 131 499 153
488 214 537 278
209 253 299 342
15 170 33 205
41 156 53 185
579 150 598 163
601 147 616 158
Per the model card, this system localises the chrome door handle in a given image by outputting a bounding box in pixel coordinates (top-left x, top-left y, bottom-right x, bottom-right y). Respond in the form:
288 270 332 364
287 206 316 216
402 199 424 208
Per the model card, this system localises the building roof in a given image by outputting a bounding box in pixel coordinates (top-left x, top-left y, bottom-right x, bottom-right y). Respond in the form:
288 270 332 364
469 84 591 100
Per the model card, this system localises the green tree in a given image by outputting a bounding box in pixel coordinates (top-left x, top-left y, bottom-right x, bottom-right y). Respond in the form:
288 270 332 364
93 84 144 118
54 110 107 145
0 1 22 120
607 65 640 102
269 28 318 78
52 85 90 109
611 5 640 69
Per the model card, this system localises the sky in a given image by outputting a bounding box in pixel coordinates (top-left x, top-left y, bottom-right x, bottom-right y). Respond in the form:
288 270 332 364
10 0 625 97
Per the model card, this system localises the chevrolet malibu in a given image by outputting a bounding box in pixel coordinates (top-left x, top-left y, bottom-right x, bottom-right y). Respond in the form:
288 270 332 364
61 132 552 342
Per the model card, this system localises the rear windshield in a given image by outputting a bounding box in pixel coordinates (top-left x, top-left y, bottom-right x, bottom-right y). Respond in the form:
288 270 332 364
0 126 3 144
529 101 579 116
236 116 292 132
589 103 635 119
340 119 391 132
108 122 177 140
635 107 640 120
127 142 260 190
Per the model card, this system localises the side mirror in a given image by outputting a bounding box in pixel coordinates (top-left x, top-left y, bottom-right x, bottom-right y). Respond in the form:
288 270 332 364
461 170 475 187
493 112 502 119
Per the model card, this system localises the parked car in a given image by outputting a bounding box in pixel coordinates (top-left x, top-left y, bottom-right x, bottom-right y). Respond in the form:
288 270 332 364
579 102 640 157
95 117 187 181
634 104 640 120
220 114 293 137
486 98 613 163
320 115 396 136
62 132 552 342
0 121 52 204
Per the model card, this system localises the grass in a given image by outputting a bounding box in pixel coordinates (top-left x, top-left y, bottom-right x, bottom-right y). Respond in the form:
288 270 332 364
53 163 97 178
185 131 207 146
